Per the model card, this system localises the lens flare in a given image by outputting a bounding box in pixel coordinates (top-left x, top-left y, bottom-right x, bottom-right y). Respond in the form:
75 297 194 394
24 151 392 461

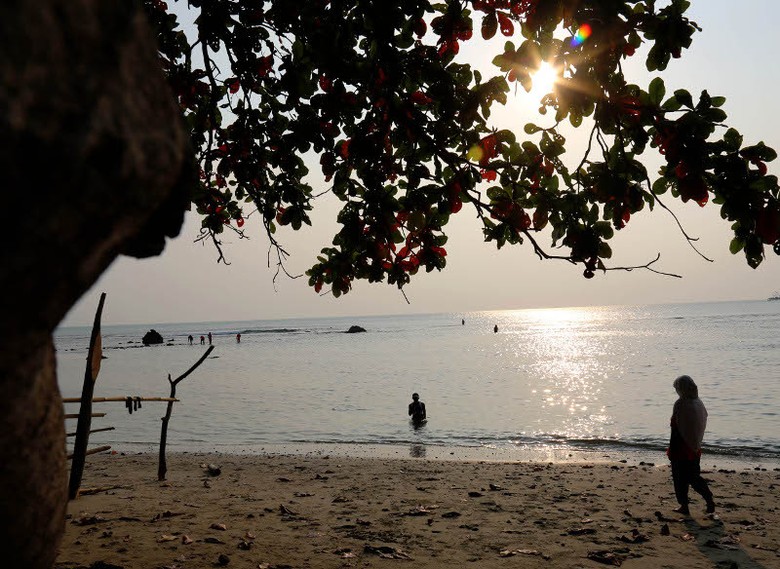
571 23 592 47
467 144 484 163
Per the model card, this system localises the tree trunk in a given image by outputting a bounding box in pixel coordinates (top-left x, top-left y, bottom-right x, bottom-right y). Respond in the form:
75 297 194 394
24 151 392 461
0 338 66 569
0 0 194 566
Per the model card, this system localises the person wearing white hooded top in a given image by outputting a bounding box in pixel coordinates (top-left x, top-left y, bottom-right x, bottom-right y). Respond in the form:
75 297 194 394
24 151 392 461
667 375 715 516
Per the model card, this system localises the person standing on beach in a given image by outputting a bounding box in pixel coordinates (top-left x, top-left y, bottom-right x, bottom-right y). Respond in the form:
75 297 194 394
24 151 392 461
188 334 193 345
236 333 241 343
667 375 715 515
208 332 212 345
408 393 426 425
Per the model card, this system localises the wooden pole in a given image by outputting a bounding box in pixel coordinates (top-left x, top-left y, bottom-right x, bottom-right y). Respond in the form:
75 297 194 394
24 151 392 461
64 413 105 419
62 397 179 403
68 292 106 500
67 426 115 437
78 485 125 496
67 445 111 460
158 346 214 481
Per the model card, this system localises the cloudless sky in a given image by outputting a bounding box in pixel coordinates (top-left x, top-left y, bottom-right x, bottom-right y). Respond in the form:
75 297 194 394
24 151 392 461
63 1 780 326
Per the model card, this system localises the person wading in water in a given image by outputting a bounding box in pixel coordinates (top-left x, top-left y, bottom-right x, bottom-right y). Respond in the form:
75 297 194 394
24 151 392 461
408 393 427 427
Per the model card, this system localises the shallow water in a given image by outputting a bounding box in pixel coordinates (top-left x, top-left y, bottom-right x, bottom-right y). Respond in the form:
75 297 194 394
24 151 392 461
55 300 780 464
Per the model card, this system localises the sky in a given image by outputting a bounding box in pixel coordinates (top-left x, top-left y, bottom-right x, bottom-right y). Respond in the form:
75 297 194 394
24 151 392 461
63 1 780 326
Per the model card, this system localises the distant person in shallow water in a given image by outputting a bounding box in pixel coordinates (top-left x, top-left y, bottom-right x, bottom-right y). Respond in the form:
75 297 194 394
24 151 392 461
208 332 213 345
236 333 241 343
200 335 205 345
667 375 715 516
493 324 498 333
188 334 193 345
408 393 426 425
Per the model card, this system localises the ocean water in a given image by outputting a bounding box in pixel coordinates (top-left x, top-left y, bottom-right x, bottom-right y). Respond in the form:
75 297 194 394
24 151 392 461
54 301 780 464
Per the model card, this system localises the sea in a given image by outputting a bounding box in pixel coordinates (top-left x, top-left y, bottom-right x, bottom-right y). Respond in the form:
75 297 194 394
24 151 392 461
54 300 780 467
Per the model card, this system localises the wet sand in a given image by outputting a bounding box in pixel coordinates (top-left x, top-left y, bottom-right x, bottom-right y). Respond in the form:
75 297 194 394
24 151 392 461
55 452 780 568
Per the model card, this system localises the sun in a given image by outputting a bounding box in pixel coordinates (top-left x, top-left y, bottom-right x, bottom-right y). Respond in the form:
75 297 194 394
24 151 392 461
528 61 559 102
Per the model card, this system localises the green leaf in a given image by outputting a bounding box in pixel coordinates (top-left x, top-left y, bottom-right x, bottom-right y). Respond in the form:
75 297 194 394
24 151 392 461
292 40 304 60
710 96 726 107
723 128 743 151
524 123 541 134
395 31 414 49
744 142 777 162
702 108 727 123
648 77 666 105
496 129 516 144
729 237 744 254
652 177 669 195
661 96 682 111
646 45 660 72
674 89 693 109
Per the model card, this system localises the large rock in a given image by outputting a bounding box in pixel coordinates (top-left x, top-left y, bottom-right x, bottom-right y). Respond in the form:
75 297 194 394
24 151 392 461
346 325 367 333
142 329 165 345
0 1 193 567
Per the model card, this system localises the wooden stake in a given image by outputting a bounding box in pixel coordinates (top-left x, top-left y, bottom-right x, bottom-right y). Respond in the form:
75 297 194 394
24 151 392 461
67 445 111 460
68 292 106 500
64 412 105 419
158 346 214 481
62 397 179 403
77 485 125 496
67 426 115 437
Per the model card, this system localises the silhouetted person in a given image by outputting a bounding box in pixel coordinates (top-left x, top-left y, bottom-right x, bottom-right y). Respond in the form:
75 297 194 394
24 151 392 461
667 375 715 516
200 335 205 345
208 332 212 345
188 334 193 345
493 324 498 333
236 333 241 343
461 318 465 325
408 393 426 425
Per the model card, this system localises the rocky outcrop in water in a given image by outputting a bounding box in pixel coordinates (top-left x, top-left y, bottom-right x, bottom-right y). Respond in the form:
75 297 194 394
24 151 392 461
142 329 164 345
346 325 367 333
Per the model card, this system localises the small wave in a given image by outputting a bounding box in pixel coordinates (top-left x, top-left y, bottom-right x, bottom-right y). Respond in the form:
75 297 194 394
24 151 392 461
537 435 780 461
240 328 301 335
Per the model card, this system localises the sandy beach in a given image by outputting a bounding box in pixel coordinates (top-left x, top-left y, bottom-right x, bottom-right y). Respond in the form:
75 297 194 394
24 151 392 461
55 452 779 568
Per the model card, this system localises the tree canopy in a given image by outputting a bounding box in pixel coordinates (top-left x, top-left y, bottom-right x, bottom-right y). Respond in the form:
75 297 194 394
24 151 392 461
144 0 780 297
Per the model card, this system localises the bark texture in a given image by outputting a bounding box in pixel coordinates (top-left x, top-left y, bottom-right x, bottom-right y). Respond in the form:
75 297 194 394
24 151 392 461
0 339 65 568
0 1 193 566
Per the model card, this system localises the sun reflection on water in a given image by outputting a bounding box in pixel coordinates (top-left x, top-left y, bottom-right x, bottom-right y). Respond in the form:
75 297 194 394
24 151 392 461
481 306 620 442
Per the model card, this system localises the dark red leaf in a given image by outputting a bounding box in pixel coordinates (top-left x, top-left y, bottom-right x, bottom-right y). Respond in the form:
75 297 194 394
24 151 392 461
482 12 498 40
497 12 514 37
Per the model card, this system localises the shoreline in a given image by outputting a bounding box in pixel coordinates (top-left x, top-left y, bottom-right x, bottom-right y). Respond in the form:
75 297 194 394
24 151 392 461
103 440 780 471
57 452 780 568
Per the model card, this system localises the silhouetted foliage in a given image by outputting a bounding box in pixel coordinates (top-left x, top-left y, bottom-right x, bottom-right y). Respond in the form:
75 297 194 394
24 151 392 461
144 0 779 295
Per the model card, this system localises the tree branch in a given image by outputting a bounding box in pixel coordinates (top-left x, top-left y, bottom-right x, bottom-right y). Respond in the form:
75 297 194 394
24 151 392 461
603 253 682 278
200 41 219 175
648 177 714 262
522 230 681 277
170 345 215 387
195 229 232 265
